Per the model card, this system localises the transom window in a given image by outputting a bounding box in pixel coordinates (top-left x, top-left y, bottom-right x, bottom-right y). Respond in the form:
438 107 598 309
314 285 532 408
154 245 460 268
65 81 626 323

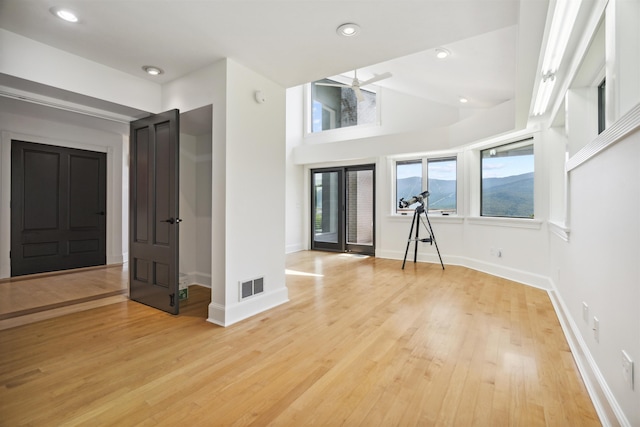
310 79 377 132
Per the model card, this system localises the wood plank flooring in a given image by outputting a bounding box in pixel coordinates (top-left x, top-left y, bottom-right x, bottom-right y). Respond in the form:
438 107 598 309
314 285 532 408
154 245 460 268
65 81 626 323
0 251 600 426
0 264 128 325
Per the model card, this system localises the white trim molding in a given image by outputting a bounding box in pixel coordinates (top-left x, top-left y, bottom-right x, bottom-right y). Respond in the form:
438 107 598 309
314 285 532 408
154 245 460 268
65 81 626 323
548 220 571 242
548 288 632 427
567 102 640 172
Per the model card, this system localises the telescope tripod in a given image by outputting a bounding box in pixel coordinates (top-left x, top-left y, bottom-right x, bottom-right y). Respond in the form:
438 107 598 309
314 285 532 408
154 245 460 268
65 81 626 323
402 204 444 270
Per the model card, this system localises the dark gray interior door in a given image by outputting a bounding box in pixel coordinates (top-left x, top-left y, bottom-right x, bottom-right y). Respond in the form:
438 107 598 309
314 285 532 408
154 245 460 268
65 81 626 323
10 141 107 276
129 109 180 314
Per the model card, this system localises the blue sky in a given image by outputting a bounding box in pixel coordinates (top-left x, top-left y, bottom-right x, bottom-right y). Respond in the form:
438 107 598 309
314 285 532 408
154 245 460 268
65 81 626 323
397 160 456 180
398 155 533 180
482 155 534 178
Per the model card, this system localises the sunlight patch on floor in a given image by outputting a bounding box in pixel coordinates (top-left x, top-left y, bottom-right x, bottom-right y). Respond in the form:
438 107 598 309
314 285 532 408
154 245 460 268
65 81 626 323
285 269 324 278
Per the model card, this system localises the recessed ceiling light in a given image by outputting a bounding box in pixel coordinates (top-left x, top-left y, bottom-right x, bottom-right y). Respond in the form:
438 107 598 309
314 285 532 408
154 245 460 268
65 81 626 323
459 97 469 103
337 23 360 37
50 7 79 23
142 66 164 76
435 48 450 59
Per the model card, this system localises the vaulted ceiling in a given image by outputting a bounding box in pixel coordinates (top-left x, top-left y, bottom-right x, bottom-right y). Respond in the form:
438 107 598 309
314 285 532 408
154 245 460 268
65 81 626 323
0 0 549 122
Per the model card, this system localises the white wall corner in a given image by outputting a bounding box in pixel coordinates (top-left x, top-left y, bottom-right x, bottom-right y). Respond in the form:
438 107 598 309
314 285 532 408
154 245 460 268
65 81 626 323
207 301 227 327
189 272 212 288
547 287 632 427
285 243 304 254
106 255 124 265
209 288 289 328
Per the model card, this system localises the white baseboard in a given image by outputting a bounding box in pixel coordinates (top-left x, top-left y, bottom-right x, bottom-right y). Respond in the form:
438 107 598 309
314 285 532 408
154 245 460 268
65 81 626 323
548 288 631 427
286 243 304 254
207 286 289 327
376 250 552 290
107 254 125 265
178 271 212 288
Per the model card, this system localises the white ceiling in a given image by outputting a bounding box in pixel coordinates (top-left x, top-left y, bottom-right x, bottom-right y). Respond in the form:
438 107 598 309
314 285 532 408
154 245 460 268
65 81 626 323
0 0 549 115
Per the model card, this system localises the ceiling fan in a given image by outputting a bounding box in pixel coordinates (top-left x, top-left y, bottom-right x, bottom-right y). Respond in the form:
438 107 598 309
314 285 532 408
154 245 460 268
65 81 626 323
315 70 392 102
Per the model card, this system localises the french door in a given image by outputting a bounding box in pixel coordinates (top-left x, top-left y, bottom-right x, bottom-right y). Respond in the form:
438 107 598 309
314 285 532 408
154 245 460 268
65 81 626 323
311 165 375 255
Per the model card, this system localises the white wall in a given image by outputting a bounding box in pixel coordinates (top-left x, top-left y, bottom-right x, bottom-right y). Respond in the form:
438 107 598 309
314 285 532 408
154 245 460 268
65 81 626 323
195 134 213 285
291 87 517 165
0 29 161 113
164 59 288 326
179 131 213 287
549 119 640 426
179 133 198 277
0 97 128 278
285 86 305 253
221 59 288 324
545 1 640 422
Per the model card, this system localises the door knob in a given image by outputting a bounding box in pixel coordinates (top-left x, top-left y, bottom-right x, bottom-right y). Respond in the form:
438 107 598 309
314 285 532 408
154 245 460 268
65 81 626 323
163 218 183 224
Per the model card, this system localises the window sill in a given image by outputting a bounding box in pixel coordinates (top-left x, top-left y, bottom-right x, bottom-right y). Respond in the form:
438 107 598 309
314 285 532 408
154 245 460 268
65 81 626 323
467 216 542 230
388 213 464 224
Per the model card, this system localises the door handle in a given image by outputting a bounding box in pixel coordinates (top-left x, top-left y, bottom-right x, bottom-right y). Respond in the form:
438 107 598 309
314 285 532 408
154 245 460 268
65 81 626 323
163 218 183 224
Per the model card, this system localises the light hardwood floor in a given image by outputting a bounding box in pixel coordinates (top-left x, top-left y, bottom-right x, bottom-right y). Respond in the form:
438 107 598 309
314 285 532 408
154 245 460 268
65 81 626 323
0 251 600 426
0 265 128 330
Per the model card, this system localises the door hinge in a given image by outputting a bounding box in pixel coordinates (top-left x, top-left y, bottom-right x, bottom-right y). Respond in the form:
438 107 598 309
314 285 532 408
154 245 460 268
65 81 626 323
169 293 175 307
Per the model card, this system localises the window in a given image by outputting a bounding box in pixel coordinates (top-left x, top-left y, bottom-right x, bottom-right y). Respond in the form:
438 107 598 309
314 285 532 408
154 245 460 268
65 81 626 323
396 157 457 214
311 79 376 132
427 158 457 214
481 140 534 218
598 78 606 134
396 160 422 212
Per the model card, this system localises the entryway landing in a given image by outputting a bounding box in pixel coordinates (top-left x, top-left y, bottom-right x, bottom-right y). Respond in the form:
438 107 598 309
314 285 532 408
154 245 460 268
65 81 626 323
0 264 128 330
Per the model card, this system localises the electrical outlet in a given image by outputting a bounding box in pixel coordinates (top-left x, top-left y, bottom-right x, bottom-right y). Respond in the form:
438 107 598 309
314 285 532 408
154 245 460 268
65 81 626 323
497 248 503 258
582 302 589 322
593 317 599 342
622 351 634 390
490 247 496 256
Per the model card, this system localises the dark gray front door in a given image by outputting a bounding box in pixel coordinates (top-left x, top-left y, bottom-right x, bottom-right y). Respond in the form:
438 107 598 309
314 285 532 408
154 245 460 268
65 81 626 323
129 110 180 314
10 141 107 276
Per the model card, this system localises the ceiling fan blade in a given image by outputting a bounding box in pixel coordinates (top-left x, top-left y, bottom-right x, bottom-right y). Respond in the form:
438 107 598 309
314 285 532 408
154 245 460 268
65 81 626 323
315 82 350 88
360 72 392 87
353 86 364 102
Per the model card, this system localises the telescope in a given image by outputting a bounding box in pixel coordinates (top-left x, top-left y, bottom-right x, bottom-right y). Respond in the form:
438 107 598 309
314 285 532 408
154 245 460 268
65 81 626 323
398 190 429 209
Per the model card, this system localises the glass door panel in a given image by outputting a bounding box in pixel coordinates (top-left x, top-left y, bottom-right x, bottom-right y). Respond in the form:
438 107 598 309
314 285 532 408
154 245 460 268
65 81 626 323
345 168 374 254
312 170 343 251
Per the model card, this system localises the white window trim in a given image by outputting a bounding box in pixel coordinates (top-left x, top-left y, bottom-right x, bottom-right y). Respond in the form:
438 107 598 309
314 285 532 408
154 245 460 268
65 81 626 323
391 153 460 217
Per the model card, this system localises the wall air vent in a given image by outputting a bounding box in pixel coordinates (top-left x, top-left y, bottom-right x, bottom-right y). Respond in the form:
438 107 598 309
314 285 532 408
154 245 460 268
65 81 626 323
238 276 265 301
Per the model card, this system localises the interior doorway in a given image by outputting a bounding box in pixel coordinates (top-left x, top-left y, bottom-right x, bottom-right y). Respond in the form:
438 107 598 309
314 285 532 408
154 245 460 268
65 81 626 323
311 164 375 256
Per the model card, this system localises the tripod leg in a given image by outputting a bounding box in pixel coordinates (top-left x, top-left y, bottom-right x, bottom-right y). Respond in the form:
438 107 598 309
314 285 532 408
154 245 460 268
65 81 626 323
402 211 418 269
422 211 445 270
413 212 420 263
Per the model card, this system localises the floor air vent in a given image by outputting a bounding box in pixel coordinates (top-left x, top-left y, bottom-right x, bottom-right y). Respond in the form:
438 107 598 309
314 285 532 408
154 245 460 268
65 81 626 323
239 276 264 301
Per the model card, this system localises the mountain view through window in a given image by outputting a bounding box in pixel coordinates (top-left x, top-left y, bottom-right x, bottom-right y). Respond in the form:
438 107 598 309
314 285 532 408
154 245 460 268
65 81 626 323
481 141 534 218
396 158 457 214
